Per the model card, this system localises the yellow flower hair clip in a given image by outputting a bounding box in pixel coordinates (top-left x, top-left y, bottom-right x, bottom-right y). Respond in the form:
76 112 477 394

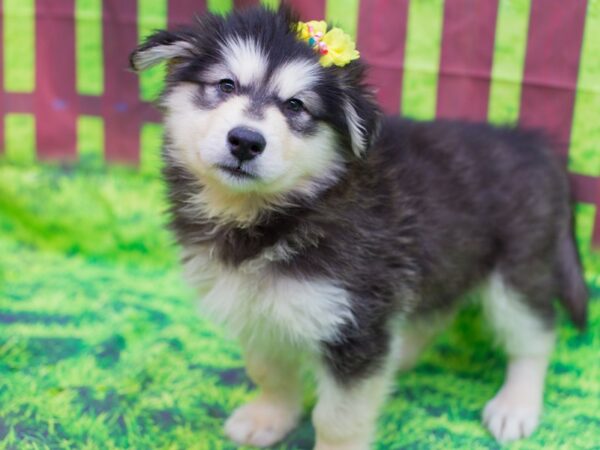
296 21 360 68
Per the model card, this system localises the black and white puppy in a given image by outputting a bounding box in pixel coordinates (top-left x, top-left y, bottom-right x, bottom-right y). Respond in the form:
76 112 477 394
130 6 588 449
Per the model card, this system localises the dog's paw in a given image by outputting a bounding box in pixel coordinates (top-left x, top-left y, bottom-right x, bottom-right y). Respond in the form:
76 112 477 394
482 391 541 443
224 399 301 447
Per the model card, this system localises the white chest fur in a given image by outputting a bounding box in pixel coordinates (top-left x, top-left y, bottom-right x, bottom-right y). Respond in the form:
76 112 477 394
183 247 355 349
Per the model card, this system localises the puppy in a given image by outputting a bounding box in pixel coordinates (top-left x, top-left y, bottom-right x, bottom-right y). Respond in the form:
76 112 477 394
130 6 588 449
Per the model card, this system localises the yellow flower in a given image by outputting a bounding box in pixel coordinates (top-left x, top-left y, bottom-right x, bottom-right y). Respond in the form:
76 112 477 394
296 21 360 68
296 20 327 41
319 27 360 68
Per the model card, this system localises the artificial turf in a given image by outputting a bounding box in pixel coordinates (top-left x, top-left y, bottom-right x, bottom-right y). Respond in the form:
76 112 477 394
0 158 599 449
2 0 600 447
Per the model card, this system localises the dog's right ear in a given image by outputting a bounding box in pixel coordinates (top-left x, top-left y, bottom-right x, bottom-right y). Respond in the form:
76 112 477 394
130 30 196 72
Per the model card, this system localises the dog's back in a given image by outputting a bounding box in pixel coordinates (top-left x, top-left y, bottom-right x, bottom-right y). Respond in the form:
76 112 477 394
368 117 587 326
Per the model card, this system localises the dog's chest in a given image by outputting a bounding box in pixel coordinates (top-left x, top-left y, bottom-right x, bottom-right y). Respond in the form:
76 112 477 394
183 247 354 348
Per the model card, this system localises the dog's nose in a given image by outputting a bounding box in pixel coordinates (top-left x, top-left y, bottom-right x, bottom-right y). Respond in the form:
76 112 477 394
227 127 266 162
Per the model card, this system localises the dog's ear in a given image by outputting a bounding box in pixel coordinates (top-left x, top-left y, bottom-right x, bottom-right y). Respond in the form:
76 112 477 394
339 67 381 157
343 90 381 157
130 29 196 72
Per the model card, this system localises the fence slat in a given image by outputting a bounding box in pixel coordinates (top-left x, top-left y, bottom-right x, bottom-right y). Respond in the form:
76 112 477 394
436 0 499 121
4 94 33 113
168 0 206 28
102 0 141 163
357 0 409 114
290 0 325 21
519 0 588 156
35 0 78 159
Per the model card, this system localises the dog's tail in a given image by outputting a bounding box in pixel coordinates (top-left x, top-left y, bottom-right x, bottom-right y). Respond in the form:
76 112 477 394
556 218 589 330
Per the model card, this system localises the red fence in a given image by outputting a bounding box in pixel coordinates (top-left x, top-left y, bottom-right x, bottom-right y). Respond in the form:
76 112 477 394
1 0 599 246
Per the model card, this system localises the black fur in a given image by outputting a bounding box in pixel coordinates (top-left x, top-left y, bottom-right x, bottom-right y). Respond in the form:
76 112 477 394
132 6 588 384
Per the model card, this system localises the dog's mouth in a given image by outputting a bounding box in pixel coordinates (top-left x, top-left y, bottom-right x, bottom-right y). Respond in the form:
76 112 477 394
216 164 257 180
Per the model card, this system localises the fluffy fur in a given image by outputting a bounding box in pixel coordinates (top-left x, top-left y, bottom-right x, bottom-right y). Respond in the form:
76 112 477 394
130 5 588 448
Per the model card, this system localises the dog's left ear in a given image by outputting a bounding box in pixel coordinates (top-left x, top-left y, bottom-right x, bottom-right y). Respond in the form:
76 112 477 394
339 68 381 157
130 29 196 72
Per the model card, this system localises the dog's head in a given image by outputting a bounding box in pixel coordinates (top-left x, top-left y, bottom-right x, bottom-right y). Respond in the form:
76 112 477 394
131 6 379 222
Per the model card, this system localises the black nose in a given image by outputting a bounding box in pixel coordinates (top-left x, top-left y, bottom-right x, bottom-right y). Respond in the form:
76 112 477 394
227 127 266 162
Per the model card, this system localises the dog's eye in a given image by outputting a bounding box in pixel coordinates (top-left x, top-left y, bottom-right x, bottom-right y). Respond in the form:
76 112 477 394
285 98 304 113
219 79 235 94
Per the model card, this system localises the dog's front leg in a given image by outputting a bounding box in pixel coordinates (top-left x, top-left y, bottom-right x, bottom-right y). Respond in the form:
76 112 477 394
224 346 303 447
313 336 398 450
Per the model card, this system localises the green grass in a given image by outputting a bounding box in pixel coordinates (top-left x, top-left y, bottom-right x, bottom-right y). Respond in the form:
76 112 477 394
4 114 36 165
75 0 104 96
401 0 444 119
0 159 598 449
326 0 360 41
207 0 234 16
137 0 168 102
487 0 531 125
2 0 35 92
569 0 600 177
140 123 164 176
260 0 280 9
78 115 105 166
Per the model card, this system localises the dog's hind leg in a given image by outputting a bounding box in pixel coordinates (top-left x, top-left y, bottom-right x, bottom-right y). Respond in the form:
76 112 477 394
224 346 303 447
481 271 556 443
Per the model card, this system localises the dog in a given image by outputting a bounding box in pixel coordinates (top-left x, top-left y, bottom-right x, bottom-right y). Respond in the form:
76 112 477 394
130 6 588 449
